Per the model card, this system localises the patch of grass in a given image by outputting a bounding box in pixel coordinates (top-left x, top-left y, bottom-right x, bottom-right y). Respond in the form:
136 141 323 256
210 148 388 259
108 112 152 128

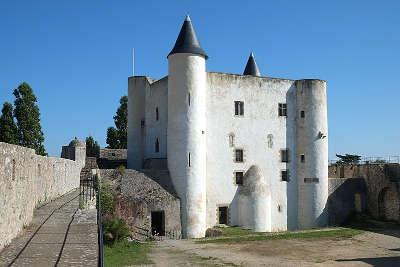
218 226 255 236
196 227 364 244
104 240 153 266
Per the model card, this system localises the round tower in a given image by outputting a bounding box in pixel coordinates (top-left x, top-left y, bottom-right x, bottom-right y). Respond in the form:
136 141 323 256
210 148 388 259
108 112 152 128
295 79 328 229
167 15 207 238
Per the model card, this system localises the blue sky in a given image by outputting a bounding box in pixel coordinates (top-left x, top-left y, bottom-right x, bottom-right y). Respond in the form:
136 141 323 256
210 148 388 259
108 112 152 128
0 0 399 159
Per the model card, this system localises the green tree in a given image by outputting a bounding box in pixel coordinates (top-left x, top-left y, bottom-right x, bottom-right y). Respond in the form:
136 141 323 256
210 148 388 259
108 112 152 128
13 82 46 155
106 127 119 149
336 154 361 164
86 135 100 157
0 102 18 144
106 95 127 149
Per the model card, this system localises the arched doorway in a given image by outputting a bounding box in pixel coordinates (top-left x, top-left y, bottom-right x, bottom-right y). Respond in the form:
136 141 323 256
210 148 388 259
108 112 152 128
378 187 400 221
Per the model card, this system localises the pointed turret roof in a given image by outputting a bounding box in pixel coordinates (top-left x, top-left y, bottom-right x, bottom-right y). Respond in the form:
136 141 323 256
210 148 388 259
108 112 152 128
168 15 208 59
243 53 261 76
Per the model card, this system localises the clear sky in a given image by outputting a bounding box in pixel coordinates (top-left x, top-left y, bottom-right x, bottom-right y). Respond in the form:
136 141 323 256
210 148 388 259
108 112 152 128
0 0 399 159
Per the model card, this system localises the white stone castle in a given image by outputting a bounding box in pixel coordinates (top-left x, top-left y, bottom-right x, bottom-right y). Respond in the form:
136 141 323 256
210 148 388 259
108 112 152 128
127 16 328 238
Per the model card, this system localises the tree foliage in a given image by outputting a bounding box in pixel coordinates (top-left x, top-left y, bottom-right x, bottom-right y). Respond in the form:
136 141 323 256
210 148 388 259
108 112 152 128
106 127 120 149
336 154 361 164
106 95 127 149
0 102 18 144
86 135 100 157
13 82 46 155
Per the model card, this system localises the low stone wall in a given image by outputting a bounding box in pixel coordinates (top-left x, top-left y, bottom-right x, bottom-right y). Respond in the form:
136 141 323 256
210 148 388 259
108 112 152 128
0 142 82 250
328 178 367 225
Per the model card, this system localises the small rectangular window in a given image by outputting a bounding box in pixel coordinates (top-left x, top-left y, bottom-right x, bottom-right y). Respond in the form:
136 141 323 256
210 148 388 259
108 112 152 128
234 101 244 116
141 119 145 128
300 110 305 118
235 172 244 185
188 92 191 106
281 170 289 182
278 103 287 117
188 153 191 167
235 149 243 162
300 154 305 163
281 149 289 163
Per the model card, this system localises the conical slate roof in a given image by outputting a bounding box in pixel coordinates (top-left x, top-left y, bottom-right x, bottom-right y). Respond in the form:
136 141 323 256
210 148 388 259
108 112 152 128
168 15 208 59
243 53 261 76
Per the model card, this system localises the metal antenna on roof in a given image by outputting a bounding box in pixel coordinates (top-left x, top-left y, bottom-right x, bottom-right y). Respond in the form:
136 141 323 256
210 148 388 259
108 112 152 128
132 48 135 76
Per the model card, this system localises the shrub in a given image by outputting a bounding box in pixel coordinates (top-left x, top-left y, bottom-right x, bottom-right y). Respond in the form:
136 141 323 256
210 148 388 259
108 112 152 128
103 218 130 245
116 165 126 175
100 182 114 215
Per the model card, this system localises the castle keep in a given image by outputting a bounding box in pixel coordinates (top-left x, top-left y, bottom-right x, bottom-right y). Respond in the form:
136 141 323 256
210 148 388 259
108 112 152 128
127 16 329 238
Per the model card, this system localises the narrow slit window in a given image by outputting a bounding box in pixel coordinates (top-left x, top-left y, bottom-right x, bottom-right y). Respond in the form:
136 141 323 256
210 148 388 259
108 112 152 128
300 154 305 163
188 92 191 106
234 101 244 116
155 138 159 153
235 171 244 185
278 103 287 117
281 149 289 163
228 133 235 147
188 153 191 167
235 149 244 162
156 107 159 121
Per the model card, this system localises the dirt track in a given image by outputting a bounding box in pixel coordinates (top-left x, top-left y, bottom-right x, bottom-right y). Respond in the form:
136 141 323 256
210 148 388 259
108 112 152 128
148 230 400 266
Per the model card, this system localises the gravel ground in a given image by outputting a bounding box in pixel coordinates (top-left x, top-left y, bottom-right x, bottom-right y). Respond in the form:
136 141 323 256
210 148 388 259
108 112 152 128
148 229 400 267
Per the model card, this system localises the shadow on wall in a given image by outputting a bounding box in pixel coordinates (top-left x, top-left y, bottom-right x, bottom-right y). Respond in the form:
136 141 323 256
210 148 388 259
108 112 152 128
328 178 367 225
286 83 297 230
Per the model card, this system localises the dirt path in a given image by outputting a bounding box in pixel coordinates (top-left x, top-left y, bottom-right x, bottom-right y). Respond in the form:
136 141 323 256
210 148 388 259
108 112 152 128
148 231 400 266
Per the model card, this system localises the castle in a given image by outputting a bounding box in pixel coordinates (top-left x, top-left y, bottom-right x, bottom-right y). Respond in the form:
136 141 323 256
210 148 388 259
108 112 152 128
127 16 328 238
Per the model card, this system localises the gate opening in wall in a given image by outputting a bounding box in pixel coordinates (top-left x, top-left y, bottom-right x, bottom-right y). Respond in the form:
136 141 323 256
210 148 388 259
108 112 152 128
151 211 165 236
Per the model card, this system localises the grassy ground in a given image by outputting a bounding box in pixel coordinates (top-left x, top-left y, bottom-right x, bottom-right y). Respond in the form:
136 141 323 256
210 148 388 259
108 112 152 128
197 226 364 244
104 240 153 266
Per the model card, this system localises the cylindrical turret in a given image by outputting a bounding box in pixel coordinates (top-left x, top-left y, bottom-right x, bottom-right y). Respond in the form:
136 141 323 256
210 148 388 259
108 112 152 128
295 79 328 229
167 16 207 238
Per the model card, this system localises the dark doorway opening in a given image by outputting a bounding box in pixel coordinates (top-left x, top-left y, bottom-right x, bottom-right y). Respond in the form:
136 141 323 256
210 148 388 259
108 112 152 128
218 206 228 225
151 211 165 236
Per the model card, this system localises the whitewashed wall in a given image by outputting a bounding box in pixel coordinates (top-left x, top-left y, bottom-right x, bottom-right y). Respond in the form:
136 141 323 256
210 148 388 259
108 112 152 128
144 77 168 159
206 72 297 231
127 76 151 169
127 71 329 234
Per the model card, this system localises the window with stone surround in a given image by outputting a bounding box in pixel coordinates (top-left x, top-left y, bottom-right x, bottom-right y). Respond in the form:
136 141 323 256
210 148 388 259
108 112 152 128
235 149 244 162
281 149 289 163
235 171 244 185
278 103 287 117
281 170 289 182
234 101 244 116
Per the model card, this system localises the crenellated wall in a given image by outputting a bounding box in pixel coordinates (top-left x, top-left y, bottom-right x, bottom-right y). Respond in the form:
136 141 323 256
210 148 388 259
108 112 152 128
0 142 82 251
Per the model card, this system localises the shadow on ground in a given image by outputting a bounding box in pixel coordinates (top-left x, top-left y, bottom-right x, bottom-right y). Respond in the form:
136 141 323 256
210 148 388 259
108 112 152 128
336 256 400 267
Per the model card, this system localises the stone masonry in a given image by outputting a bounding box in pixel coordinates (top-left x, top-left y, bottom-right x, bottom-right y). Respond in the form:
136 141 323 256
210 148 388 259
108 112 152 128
0 142 83 251
98 169 181 240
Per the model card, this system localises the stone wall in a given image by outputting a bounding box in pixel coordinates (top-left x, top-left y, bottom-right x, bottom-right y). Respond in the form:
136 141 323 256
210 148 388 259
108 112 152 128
99 149 127 160
0 142 82 250
328 178 367 225
328 163 400 222
98 169 181 240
